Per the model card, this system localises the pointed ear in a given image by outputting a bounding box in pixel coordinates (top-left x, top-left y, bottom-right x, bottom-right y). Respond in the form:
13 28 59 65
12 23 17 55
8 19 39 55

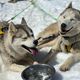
9 22 16 33
21 17 27 25
21 17 30 29
67 2 72 9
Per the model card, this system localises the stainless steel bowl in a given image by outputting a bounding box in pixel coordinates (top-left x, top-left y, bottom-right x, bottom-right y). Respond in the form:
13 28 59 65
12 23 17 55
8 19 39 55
21 64 55 80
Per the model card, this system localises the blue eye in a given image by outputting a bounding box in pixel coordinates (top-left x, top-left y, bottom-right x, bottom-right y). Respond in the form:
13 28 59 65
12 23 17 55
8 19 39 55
2 27 8 32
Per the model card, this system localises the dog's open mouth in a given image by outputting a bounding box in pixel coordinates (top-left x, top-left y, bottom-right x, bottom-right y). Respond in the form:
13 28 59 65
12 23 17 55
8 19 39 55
21 45 38 56
60 27 73 35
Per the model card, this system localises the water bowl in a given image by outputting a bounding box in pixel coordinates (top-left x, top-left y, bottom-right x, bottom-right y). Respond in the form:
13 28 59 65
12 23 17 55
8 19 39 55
21 64 55 80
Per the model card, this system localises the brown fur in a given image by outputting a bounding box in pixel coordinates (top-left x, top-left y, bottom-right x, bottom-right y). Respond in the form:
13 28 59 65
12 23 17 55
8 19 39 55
37 22 59 49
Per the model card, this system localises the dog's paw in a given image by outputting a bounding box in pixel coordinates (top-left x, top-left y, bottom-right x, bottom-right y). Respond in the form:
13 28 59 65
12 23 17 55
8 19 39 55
59 64 70 71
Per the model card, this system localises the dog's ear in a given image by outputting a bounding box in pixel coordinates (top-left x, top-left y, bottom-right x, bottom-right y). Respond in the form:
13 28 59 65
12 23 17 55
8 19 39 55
21 17 27 25
21 18 30 29
59 2 72 16
21 17 32 30
21 17 33 35
67 2 72 9
9 22 17 33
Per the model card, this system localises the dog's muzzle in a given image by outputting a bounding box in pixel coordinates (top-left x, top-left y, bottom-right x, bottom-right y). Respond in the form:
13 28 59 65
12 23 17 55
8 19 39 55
60 23 73 35
61 23 67 32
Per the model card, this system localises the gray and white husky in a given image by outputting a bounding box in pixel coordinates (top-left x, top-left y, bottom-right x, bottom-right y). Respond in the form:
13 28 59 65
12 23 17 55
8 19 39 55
0 18 38 72
37 2 80 71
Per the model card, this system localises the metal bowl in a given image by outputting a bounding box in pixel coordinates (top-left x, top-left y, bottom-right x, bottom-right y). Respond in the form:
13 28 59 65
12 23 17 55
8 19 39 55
21 64 55 80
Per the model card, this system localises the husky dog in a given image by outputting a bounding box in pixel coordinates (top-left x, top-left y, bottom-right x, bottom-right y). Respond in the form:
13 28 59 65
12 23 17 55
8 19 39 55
37 3 80 71
0 18 38 72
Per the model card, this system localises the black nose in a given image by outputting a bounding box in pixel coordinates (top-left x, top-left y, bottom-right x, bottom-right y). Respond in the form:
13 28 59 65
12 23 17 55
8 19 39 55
61 23 67 32
33 40 38 46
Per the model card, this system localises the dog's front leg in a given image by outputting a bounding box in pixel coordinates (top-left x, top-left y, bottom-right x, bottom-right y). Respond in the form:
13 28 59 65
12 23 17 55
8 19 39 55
43 36 61 63
9 63 27 72
60 53 80 71
43 49 59 63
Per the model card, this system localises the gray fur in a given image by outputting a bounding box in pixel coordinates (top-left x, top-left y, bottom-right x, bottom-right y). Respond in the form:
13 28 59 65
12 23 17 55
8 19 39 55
0 18 37 72
38 3 80 71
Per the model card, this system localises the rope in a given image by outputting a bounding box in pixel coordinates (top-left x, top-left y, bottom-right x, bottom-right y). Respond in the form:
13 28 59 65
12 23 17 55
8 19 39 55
0 0 59 35
30 0 58 21
7 0 58 22
7 3 32 22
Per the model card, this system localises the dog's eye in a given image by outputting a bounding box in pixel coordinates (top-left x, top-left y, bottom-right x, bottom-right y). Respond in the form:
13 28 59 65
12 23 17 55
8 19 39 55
22 37 27 40
70 18 74 21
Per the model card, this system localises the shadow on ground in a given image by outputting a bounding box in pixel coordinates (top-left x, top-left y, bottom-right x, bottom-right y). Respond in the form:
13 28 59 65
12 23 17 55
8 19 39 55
52 72 63 80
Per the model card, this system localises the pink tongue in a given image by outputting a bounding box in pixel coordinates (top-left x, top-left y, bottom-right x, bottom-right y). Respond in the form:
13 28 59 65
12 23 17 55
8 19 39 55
30 49 38 56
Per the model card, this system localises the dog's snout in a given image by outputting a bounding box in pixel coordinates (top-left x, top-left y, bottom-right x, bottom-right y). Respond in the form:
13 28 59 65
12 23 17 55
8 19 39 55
33 40 38 46
61 23 67 32
61 23 67 28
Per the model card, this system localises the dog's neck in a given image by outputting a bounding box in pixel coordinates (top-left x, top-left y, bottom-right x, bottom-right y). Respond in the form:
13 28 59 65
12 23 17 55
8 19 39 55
62 32 80 51
62 32 80 44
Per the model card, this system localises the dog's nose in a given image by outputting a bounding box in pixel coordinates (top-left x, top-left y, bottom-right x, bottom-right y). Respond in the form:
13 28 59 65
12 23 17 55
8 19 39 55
61 23 67 32
33 40 38 46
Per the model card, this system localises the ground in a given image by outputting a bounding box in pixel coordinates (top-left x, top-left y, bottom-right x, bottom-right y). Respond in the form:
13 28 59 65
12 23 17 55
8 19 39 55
0 0 80 80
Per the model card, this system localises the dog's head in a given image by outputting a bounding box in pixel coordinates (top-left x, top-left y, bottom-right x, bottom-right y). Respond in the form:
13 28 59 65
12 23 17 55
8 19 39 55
4 18 38 58
58 2 80 36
